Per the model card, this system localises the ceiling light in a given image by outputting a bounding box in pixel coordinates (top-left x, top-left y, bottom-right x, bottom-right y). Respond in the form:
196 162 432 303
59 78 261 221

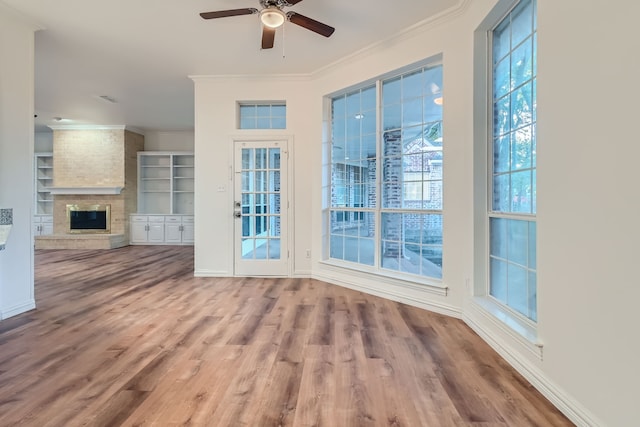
97 95 118 104
260 7 286 28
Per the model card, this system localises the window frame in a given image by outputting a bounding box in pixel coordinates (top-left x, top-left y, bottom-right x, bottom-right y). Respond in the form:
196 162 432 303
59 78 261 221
472 0 542 355
487 0 537 324
237 101 287 130
324 57 445 285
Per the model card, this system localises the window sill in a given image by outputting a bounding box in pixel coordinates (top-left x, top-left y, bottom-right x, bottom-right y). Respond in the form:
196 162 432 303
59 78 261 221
467 296 543 360
318 259 448 296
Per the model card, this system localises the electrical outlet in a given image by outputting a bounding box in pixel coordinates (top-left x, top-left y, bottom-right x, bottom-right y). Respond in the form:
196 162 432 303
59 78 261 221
305 249 311 258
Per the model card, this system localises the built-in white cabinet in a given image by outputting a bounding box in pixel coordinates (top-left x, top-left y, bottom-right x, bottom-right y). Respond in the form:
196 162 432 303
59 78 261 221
130 215 165 244
134 151 194 246
34 153 54 237
137 152 194 215
129 215 193 245
33 215 53 236
164 215 194 244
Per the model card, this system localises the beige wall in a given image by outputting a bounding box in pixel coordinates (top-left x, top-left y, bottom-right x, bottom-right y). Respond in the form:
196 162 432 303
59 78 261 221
53 129 127 187
49 127 144 242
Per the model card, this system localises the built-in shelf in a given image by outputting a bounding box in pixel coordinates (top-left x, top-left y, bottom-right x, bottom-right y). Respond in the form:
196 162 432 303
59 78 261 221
137 152 194 215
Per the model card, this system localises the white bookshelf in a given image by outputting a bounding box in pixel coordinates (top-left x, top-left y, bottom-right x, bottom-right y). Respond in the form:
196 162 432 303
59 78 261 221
137 152 194 215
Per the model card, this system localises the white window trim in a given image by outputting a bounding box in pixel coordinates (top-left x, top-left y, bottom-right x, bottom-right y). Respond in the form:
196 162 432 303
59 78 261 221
325 60 445 283
472 0 541 354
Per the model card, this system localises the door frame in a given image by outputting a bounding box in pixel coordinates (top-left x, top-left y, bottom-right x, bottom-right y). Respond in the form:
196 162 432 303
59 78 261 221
230 135 294 277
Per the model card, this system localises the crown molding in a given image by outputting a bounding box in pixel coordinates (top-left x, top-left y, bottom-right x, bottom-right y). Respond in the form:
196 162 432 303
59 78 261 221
0 2 45 31
312 0 472 79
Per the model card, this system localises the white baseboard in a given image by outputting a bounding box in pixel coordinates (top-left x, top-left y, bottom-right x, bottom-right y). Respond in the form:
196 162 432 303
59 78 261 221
313 271 460 319
193 269 230 277
463 310 604 427
292 269 312 278
1 299 36 320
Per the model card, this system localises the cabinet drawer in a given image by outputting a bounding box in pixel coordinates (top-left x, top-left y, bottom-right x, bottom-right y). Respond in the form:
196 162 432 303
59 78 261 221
130 215 148 222
164 216 182 223
182 216 194 223
148 216 165 223
41 216 53 223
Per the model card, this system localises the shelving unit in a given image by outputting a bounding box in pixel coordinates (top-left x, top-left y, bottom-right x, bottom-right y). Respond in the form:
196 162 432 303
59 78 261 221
35 153 54 215
137 152 194 215
134 152 194 245
34 153 54 236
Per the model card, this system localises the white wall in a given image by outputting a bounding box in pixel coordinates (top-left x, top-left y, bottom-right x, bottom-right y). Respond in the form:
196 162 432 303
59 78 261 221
194 1 638 425
0 5 38 319
192 76 314 276
534 1 640 425
34 131 53 153
143 130 194 152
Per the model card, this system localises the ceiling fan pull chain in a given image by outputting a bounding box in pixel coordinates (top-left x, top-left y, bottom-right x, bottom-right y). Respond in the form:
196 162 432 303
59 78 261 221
282 23 286 59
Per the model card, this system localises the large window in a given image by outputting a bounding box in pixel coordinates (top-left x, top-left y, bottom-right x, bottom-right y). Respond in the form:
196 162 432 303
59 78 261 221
328 63 443 280
489 0 537 321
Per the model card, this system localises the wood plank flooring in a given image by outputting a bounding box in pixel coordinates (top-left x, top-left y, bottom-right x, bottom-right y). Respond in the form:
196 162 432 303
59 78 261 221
0 246 574 426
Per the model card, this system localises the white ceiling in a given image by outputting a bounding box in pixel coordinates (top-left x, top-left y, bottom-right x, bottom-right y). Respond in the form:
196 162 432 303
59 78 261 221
2 0 460 132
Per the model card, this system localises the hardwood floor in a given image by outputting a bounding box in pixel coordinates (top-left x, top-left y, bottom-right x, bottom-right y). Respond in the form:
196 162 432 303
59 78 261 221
0 246 573 426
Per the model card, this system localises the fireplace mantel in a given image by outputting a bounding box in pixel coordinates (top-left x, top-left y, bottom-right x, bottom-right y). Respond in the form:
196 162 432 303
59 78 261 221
48 187 123 195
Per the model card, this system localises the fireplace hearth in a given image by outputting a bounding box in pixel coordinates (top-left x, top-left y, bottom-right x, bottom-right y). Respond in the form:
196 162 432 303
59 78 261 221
67 204 111 234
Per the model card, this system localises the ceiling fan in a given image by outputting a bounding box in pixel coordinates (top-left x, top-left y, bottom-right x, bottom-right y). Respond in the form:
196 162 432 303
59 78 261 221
200 0 335 49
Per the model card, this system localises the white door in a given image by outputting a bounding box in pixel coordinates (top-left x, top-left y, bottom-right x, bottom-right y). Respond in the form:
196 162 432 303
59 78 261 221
234 140 288 276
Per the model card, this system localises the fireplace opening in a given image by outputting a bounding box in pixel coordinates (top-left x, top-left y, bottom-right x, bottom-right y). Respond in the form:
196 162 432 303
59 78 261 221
67 204 111 234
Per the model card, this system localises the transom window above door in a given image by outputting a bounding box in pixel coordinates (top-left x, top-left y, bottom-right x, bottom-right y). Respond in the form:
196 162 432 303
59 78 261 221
238 102 287 129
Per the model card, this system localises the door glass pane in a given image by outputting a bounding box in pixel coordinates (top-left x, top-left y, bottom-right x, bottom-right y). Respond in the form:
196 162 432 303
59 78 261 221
239 146 282 263
269 239 281 259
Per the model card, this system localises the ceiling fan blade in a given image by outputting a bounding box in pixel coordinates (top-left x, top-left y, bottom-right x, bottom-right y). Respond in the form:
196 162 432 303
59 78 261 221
262 26 276 49
287 12 335 37
200 8 258 19
284 0 304 5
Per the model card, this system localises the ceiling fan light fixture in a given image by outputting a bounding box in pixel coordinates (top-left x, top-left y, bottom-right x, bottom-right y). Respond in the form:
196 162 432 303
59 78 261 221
260 7 286 28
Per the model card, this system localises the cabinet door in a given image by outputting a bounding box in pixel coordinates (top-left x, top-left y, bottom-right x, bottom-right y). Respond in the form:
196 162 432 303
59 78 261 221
165 223 182 243
148 223 165 243
130 222 149 243
181 223 195 243
41 223 53 236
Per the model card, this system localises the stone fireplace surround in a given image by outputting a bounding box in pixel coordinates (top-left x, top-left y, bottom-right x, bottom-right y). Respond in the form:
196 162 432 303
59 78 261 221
34 126 144 250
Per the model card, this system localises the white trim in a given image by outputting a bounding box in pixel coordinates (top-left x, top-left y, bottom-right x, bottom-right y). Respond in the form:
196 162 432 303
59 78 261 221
0 2 45 30
292 270 312 278
194 269 230 277
463 308 604 427
231 135 294 277
466 297 542 359
48 187 123 195
0 300 36 320
47 124 145 134
313 269 458 318
312 0 470 79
